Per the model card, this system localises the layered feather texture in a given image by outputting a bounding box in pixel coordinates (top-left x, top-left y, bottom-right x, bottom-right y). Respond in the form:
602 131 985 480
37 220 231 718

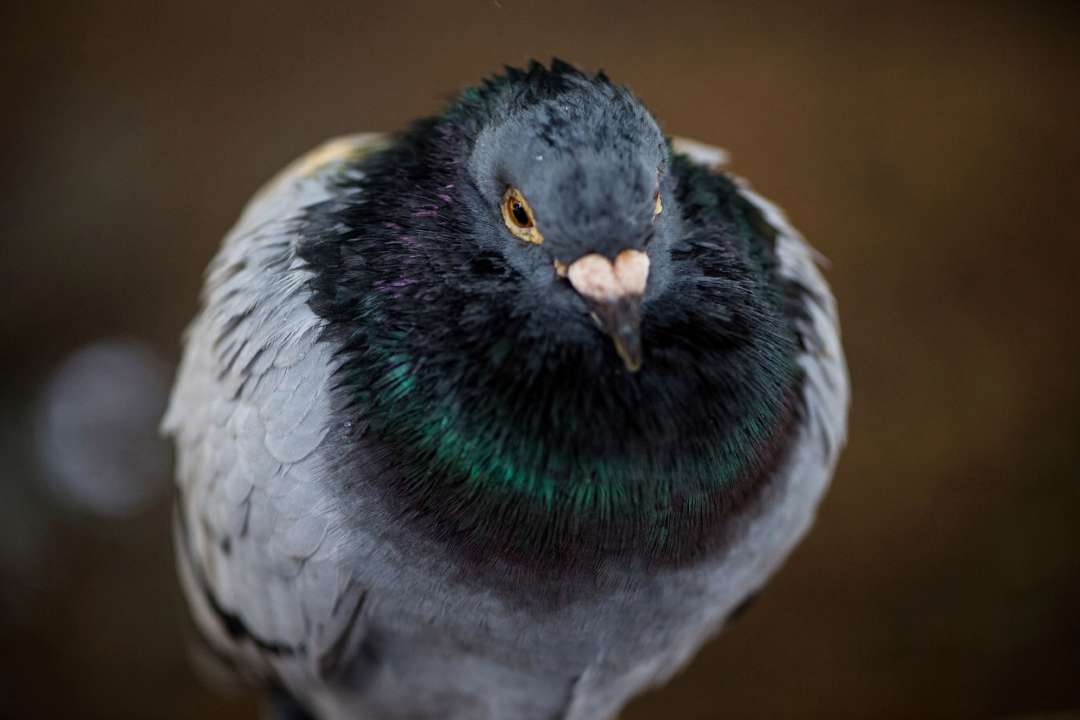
164 62 849 720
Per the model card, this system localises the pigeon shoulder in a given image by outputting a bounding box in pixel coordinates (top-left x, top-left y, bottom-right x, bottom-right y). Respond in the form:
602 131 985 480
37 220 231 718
163 133 388 688
671 134 849 461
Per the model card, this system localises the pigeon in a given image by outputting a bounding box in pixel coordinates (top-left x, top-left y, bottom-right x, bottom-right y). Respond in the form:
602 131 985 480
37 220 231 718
164 60 848 720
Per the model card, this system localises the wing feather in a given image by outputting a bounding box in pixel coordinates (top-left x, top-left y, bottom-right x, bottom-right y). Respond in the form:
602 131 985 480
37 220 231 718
164 134 388 684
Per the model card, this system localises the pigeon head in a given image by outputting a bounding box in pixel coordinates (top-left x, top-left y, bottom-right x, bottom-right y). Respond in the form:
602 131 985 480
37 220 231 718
299 60 806 571
458 62 674 371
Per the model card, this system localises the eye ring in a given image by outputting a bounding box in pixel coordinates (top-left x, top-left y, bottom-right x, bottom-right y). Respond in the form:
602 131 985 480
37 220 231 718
501 187 544 245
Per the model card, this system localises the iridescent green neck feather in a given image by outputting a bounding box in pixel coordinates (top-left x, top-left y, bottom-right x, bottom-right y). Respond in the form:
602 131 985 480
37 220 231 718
298 61 808 569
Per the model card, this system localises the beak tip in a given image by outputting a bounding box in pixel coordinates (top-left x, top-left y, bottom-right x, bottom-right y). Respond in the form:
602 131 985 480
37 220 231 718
615 342 643 373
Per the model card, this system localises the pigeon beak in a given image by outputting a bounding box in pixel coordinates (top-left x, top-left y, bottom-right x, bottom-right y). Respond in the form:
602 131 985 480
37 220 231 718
566 250 650 372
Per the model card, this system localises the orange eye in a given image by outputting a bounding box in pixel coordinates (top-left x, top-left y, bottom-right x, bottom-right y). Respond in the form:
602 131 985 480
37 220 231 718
501 187 544 244
508 198 532 228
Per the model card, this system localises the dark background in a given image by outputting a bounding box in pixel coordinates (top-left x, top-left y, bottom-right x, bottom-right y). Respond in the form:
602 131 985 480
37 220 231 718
3 2 1079 718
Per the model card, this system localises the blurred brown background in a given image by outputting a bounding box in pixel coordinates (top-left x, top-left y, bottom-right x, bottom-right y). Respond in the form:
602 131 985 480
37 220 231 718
3 1 1079 718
